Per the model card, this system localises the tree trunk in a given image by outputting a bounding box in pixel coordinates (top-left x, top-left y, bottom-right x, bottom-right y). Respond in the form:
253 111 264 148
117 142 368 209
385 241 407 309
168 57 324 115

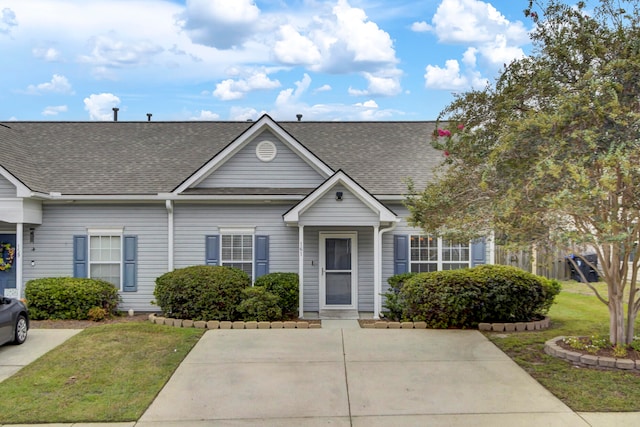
609 295 626 345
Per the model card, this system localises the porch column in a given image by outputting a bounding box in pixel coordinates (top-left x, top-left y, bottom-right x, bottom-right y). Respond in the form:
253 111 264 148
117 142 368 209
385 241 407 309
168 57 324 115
166 200 174 271
298 225 304 318
373 225 380 319
16 222 23 298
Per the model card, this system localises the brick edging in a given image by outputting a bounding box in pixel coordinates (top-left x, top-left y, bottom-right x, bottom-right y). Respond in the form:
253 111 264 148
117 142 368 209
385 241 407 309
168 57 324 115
148 314 321 329
478 316 551 332
361 321 428 329
544 336 640 371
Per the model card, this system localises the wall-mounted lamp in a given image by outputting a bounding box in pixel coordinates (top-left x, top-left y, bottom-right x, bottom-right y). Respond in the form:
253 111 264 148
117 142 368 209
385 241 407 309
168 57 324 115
336 191 343 201
31 260 35 267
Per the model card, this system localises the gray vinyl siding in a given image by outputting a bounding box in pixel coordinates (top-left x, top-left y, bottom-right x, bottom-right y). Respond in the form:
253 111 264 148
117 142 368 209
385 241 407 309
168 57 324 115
302 226 374 312
195 130 326 189
0 175 16 197
173 203 299 274
300 185 379 226
22 203 168 312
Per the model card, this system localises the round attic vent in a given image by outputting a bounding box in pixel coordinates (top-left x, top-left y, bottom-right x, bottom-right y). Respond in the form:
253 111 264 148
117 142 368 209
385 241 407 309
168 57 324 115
256 140 277 162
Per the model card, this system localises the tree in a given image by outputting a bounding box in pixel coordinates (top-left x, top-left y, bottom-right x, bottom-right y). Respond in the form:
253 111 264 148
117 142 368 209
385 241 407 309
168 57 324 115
406 0 640 345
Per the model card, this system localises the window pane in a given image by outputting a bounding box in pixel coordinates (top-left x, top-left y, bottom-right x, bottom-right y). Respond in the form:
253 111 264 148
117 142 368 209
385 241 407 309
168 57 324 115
91 263 120 286
326 238 351 270
221 234 253 279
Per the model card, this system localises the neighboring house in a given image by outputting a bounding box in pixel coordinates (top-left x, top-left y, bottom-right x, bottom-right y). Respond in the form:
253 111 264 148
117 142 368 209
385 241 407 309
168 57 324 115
0 115 491 319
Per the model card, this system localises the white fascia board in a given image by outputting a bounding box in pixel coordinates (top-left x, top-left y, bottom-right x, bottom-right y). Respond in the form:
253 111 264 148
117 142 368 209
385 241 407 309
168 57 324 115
283 170 397 224
173 115 334 195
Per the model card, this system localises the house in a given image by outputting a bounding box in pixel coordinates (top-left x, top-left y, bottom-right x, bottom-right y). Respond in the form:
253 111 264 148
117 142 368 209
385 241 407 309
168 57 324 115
0 115 491 319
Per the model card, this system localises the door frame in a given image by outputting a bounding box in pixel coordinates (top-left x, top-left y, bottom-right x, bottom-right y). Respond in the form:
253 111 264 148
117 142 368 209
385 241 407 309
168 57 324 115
319 232 358 310
0 233 17 297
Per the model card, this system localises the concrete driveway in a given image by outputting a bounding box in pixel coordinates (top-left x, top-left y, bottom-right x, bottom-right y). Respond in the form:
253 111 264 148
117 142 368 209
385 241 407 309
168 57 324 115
138 328 588 426
0 329 81 382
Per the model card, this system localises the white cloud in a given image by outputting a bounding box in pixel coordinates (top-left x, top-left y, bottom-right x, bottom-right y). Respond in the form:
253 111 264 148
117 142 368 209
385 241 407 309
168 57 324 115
42 105 67 116
26 74 74 95
83 93 121 121
189 110 220 121
354 100 378 108
275 73 311 107
78 33 164 69
229 106 266 121
424 59 487 90
178 0 261 49
32 46 61 61
348 69 402 97
314 84 332 93
411 21 431 32
213 70 281 101
0 8 17 34
273 25 322 65
422 0 529 91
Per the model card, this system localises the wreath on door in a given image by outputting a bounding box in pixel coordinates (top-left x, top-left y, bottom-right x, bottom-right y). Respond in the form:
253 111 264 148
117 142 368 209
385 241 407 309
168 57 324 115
0 242 16 271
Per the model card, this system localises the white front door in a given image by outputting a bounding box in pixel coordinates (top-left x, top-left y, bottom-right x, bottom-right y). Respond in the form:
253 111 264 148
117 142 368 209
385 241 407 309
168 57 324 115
319 232 357 309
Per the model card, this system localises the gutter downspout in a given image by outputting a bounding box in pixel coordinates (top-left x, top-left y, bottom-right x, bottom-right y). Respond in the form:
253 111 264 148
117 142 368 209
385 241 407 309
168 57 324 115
375 220 398 319
166 200 174 272
298 225 304 318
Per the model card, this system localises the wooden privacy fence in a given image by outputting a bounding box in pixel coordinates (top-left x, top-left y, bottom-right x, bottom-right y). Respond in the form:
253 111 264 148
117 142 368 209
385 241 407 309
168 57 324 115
495 245 570 280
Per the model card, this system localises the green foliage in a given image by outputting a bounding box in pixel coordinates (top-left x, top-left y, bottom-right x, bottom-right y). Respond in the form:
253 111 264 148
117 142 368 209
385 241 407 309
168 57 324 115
405 0 640 344
25 277 120 320
154 265 250 321
382 272 416 321
237 287 282 321
253 272 299 318
399 265 560 328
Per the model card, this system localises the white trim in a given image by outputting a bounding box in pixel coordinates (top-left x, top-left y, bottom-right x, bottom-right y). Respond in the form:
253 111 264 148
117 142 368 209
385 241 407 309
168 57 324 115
87 233 123 289
298 225 304 318
377 221 398 318
0 165 32 198
408 235 472 272
173 115 334 194
87 228 124 235
373 225 380 319
219 227 255 235
283 170 397 224
319 232 358 310
166 200 174 272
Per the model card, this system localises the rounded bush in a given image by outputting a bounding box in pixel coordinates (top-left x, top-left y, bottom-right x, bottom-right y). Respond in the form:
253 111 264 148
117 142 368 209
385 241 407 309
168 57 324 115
399 265 560 328
25 277 120 320
154 265 250 321
383 272 416 321
253 272 299 318
238 287 282 321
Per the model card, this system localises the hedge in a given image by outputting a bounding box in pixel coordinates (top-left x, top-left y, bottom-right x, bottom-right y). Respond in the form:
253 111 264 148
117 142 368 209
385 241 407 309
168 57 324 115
253 272 299 318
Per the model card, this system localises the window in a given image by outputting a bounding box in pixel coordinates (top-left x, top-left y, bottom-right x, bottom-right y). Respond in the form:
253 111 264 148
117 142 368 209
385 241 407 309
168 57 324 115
410 235 470 272
89 234 121 286
221 234 253 279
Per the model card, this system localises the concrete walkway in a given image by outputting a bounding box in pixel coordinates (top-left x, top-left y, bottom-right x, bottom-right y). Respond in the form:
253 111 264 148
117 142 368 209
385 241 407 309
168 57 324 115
137 328 586 426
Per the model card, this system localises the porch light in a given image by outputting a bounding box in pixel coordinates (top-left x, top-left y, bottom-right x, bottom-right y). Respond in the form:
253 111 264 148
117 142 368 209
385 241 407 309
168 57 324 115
336 191 343 201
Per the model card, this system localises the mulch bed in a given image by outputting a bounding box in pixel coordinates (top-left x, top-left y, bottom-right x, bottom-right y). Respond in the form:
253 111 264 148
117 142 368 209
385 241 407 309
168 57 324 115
556 337 640 361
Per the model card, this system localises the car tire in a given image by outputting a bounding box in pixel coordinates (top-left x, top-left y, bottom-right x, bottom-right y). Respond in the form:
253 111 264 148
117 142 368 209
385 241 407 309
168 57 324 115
14 315 28 345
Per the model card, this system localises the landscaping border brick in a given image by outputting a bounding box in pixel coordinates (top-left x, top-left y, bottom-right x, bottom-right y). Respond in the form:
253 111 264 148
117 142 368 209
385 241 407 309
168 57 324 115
544 336 640 372
480 317 551 333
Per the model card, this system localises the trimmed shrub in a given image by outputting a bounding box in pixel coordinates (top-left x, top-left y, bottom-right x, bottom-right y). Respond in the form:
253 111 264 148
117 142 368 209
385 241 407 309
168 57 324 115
399 265 561 328
253 272 299 318
238 287 282 321
25 277 120 320
154 265 250 321
382 272 416 321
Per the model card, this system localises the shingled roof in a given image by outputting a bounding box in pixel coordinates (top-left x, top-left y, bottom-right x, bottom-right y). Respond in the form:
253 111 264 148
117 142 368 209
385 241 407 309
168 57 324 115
0 120 441 196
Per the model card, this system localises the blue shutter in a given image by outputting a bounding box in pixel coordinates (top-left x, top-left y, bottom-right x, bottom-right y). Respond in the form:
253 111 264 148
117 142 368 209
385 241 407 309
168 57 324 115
255 235 269 279
123 235 138 292
73 235 88 278
205 235 220 265
394 234 409 275
471 238 487 267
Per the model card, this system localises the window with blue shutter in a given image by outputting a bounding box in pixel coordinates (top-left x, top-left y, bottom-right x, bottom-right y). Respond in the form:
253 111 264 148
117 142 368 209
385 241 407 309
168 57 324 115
122 235 138 292
255 235 269 279
73 235 88 278
205 235 220 265
471 238 487 267
394 234 409 274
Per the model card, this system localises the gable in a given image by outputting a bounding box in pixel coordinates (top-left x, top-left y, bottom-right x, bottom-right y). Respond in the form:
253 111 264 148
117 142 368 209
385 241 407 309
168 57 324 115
0 174 16 197
299 184 380 226
195 130 326 189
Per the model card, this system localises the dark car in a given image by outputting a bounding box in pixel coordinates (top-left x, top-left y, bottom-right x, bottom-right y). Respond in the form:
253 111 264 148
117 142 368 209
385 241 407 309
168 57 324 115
0 297 28 346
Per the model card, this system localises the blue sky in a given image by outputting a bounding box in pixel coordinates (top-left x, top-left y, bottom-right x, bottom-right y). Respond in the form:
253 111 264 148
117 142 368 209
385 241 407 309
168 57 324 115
0 0 535 122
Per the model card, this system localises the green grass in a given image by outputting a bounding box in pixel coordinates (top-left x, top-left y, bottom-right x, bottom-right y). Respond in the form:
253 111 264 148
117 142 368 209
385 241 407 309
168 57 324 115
0 322 203 424
487 281 640 412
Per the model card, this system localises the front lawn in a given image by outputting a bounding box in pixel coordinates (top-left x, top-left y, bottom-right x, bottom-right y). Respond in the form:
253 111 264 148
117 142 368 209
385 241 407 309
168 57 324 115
486 281 640 412
0 322 203 424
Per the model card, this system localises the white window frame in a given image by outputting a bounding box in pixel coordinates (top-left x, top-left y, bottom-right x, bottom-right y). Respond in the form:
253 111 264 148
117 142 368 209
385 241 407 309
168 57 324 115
87 228 123 288
409 234 471 272
220 227 255 281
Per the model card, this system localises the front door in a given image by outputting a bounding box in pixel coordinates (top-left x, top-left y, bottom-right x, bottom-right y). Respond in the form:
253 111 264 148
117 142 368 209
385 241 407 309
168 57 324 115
320 233 357 309
0 234 16 297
